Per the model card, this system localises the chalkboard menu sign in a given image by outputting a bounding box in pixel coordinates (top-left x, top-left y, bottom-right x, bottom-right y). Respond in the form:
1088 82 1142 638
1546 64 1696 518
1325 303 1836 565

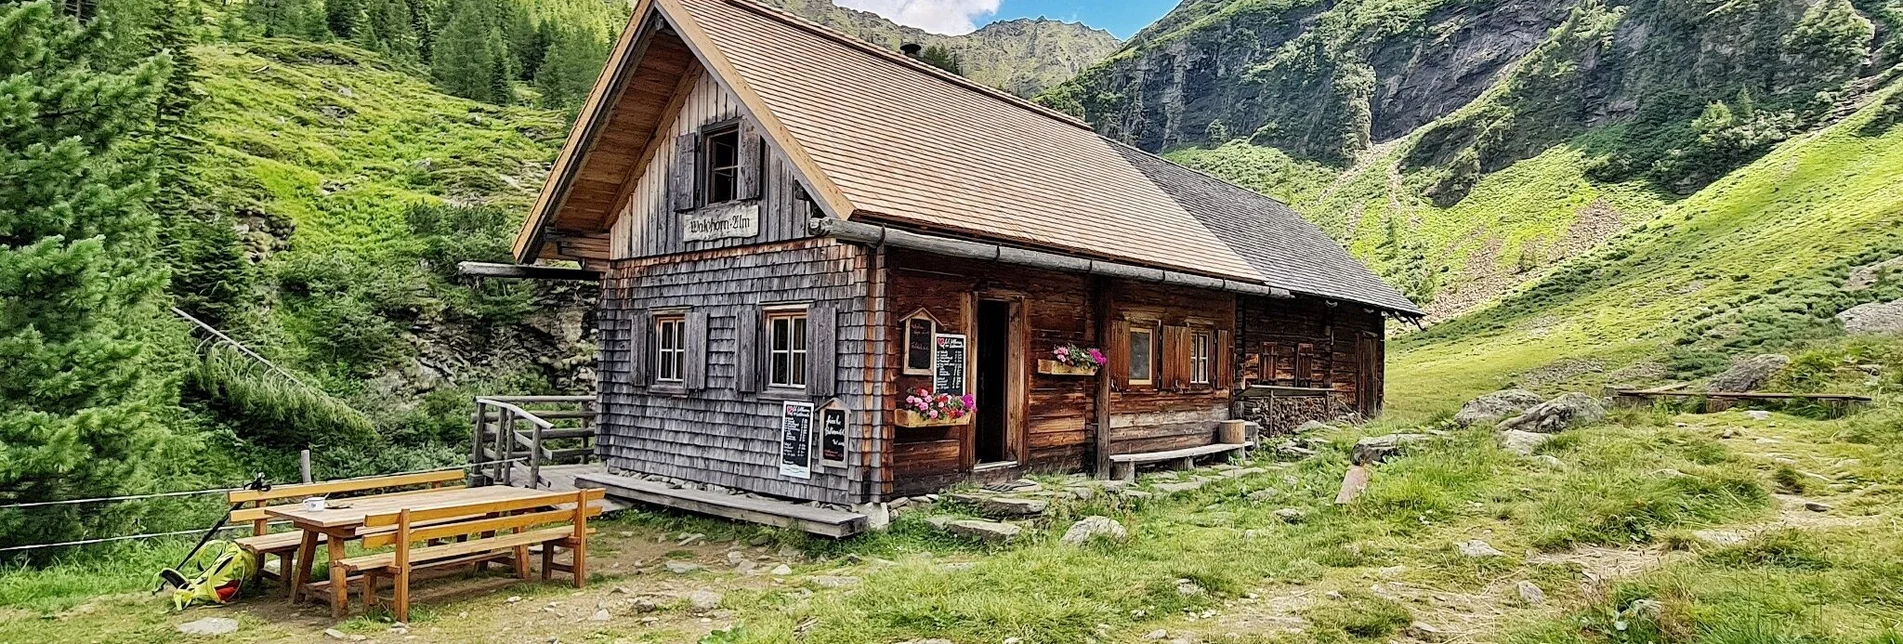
820 406 847 465
933 334 967 395
778 401 814 480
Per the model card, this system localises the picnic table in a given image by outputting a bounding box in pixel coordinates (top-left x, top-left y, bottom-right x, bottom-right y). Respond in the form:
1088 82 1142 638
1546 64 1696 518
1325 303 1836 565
266 485 558 610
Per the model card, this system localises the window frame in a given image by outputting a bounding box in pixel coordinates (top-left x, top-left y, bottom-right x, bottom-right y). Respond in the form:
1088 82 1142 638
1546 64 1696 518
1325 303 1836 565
699 124 742 206
653 314 687 384
1189 330 1212 386
901 310 938 376
1127 323 1156 387
766 308 809 390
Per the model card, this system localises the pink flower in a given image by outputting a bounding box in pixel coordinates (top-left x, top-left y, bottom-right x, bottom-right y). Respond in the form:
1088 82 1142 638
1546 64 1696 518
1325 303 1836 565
960 393 975 409
1089 348 1106 365
927 410 940 420
1055 346 1070 357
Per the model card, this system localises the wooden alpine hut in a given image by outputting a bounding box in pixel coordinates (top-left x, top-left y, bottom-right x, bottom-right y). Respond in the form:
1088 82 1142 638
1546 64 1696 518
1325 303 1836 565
504 0 1421 528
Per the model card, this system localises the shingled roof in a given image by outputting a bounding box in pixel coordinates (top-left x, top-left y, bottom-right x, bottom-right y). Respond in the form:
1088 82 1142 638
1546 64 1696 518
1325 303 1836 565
516 0 1421 315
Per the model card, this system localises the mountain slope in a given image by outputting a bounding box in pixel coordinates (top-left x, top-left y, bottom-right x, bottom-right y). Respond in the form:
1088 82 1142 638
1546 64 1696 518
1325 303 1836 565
761 0 1121 96
1390 86 1903 410
1042 0 1900 322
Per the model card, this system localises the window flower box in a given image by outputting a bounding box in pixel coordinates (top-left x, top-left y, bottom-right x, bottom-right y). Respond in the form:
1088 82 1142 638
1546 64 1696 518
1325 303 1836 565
895 409 971 428
897 388 973 428
1037 359 1100 376
1039 344 1106 376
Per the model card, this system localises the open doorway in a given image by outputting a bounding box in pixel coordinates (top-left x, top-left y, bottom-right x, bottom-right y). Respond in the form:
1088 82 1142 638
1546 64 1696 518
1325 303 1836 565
974 299 1014 465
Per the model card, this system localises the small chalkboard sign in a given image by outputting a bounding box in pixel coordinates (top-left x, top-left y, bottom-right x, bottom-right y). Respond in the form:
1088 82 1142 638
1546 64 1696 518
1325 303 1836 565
933 333 967 395
779 401 814 480
820 406 848 465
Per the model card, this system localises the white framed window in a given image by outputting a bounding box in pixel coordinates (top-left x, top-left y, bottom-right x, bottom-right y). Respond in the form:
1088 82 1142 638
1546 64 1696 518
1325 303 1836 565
1190 331 1212 385
768 310 808 388
1128 325 1155 386
654 315 686 383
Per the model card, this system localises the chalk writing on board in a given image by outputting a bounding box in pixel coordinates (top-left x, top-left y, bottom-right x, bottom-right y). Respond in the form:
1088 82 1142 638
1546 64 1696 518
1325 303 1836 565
933 334 967 395
779 401 814 480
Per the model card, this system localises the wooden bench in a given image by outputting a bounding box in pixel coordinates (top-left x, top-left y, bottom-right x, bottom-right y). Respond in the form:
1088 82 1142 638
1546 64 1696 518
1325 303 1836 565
225 469 466 590
333 488 604 622
1109 443 1248 481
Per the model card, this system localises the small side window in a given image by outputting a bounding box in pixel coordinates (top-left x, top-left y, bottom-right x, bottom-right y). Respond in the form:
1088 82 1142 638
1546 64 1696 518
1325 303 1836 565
1128 326 1155 386
1190 331 1212 385
654 315 686 383
768 310 808 389
701 127 740 205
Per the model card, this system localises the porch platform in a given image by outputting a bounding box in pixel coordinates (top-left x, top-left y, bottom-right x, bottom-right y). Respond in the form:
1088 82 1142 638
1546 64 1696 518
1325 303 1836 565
508 463 630 513
575 472 870 538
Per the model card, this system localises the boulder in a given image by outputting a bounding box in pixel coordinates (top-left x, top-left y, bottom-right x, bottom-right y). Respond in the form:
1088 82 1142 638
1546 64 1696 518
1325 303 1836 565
1707 354 1791 393
1516 580 1546 606
686 590 723 610
662 561 703 574
1457 539 1505 558
177 618 240 637
1498 429 1554 456
1154 480 1207 494
1060 516 1128 545
1352 433 1434 464
1498 393 1606 434
1839 301 1903 335
1295 420 1333 433
946 519 1022 542
1272 507 1308 523
1454 389 1546 427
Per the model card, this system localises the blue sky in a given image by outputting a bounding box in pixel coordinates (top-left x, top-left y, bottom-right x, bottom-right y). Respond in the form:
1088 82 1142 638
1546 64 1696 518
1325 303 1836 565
992 1 1178 38
831 0 1180 39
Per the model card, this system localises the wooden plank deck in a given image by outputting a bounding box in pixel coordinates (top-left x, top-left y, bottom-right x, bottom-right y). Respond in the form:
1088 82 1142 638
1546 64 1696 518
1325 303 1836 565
510 463 630 513
574 472 870 538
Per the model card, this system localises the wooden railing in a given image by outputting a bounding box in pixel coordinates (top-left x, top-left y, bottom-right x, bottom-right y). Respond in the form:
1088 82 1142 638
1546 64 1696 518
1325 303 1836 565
471 396 598 489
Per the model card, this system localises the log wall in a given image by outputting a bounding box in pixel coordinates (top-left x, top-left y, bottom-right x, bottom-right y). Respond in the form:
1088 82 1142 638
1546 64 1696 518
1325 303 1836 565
597 238 884 504
1237 295 1387 418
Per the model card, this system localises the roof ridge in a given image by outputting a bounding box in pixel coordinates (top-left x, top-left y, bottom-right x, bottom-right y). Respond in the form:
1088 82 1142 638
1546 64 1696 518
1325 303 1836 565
1097 135 1298 208
719 0 1095 132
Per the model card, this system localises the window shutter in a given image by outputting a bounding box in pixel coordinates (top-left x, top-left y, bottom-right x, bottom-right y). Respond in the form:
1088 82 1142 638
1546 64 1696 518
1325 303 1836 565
684 310 709 391
628 310 652 388
1162 325 1189 391
737 122 762 200
735 307 760 393
1107 319 1130 391
806 303 837 398
669 133 698 212
1216 329 1233 390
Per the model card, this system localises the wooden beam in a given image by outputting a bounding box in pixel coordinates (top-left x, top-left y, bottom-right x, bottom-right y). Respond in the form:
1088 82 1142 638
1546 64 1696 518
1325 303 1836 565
457 262 602 281
1093 276 1114 478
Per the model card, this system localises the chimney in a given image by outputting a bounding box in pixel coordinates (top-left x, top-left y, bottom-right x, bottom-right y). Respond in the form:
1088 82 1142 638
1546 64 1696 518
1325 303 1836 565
900 43 923 58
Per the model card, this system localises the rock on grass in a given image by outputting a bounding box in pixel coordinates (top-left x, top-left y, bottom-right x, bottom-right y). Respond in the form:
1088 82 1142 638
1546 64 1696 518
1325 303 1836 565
1455 389 1545 427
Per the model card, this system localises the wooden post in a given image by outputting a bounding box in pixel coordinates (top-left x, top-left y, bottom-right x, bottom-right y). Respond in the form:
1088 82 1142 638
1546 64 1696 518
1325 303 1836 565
471 401 487 483
570 489 588 588
498 413 515 486
529 421 544 489
1093 277 1114 478
393 510 411 623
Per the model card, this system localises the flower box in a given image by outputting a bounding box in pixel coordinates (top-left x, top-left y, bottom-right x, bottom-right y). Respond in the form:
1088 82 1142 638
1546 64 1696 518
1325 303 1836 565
1037 359 1100 377
895 410 971 428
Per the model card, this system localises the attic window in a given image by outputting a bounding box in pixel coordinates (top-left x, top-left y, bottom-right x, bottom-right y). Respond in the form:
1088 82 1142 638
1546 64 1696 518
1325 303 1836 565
701 126 740 205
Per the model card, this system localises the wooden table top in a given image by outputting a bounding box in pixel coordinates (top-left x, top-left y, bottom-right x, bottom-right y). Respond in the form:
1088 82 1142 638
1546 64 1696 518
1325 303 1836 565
264 485 558 530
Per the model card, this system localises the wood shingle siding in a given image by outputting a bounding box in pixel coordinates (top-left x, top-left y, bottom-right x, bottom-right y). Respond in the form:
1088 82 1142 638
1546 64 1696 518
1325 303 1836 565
1237 295 1386 417
610 67 817 260
598 239 883 504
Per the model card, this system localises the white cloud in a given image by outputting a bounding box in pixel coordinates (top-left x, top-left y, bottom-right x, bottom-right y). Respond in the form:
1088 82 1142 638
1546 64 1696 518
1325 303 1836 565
832 0 1002 35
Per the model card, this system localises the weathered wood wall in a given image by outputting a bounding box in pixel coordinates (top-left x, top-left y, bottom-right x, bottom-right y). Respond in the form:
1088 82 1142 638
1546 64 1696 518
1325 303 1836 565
1104 281 1237 455
1237 295 1386 417
597 238 885 504
878 251 1240 495
609 68 816 260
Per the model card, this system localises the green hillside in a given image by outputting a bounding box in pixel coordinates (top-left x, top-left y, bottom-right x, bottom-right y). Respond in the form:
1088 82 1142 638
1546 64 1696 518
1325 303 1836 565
1387 86 1903 411
1046 0 1902 325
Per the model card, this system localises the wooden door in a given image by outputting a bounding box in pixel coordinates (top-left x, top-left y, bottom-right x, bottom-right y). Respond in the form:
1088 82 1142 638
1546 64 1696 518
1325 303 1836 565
1357 332 1383 416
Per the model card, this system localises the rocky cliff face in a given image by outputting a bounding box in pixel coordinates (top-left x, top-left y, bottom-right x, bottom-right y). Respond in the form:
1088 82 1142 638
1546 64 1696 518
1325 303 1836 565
1042 0 1899 319
1046 0 1892 181
759 0 1121 97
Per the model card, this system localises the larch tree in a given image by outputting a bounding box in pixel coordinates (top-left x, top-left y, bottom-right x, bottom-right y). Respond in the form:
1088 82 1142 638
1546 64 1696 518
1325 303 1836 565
0 0 180 548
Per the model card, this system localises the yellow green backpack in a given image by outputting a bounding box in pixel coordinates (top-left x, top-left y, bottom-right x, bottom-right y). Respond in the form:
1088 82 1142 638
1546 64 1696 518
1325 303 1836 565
163 540 257 610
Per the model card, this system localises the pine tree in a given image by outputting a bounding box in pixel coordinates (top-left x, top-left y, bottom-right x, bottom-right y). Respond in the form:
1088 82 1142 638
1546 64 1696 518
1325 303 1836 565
535 22 606 113
919 44 962 75
430 0 510 103
0 0 180 549
243 0 326 39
